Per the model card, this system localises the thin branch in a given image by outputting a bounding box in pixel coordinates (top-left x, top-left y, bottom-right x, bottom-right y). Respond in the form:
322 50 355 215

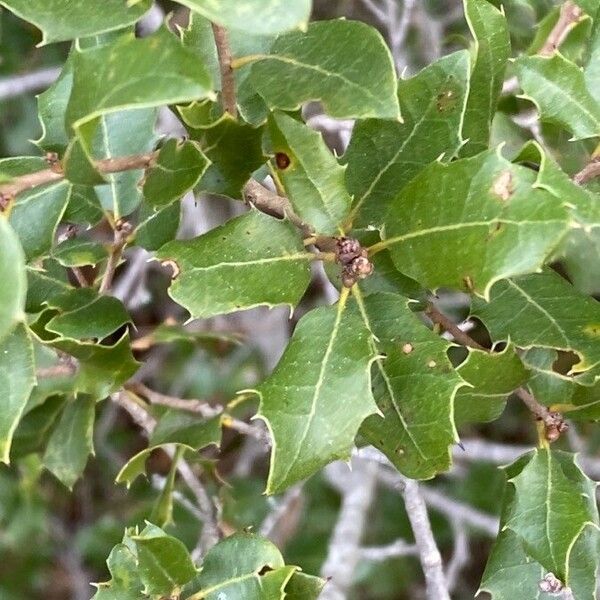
211 23 238 118
539 1 584 56
360 539 419 562
573 156 600 185
259 484 304 548
425 303 567 442
0 66 60 101
401 478 451 600
320 459 379 600
99 221 132 294
445 520 470 592
0 152 156 200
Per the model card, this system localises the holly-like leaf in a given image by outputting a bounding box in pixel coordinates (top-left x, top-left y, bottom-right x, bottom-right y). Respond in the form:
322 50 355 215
0 324 35 463
53 238 108 268
0 217 26 342
255 295 378 494
357 292 465 479
156 210 312 319
92 542 144 600
380 150 569 296
505 449 599 583
25 264 70 314
43 395 96 489
44 288 130 341
134 202 181 251
516 53 600 140
269 111 351 235
65 28 213 165
9 181 71 261
523 348 600 420
285 572 325 600
175 0 310 34
460 0 511 157
0 0 152 44
343 50 470 227
244 20 400 120
143 139 209 208
184 111 266 198
183 532 293 599
132 526 197 597
472 270 600 375
454 344 530 425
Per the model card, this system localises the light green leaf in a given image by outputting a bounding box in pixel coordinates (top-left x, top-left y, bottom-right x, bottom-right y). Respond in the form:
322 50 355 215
256 296 378 494
0 324 35 463
505 449 599 582
156 210 311 319
9 181 71 261
133 527 197 597
516 53 600 140
0 217 26 342
284 572 325 600
269 112 350 235
357 292 465 479
184 532 289 599
65 28 213 165
454 344 530 425
0 0 152 44
585 20 600 92
143 139 209 208
460 0 511 157
380 150 569 296
43 395 96 489
92 542 144 600
245 20 400 120
472 270 600 374
344 51 470 227
176 0 311 34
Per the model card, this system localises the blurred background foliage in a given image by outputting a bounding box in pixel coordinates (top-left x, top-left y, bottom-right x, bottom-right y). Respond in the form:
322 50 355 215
0 1 598 598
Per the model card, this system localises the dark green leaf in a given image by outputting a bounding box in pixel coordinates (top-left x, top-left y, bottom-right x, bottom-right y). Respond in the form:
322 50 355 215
256 296 377 493
92 542 144 600
53 238 108 268
134 202 181 251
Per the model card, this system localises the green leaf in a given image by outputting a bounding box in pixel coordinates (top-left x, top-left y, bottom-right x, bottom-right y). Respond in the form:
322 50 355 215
284 572 325 600
523 348 600 420
183 109 265 198
357 292 465 479
43 395 96 489
44 288 130 341
156 210 311 319
143 139 209 208
184 532 289 599
0 0 152 44
244 20 400 120
505 449 599 582
0 217 26 342
269 112 351 235
343 51 470 227
380 150 569 296
65 28 213 164
150 445 184 528
133 527 197 596
516 53 600 140
9 181 71 261
460 0 511 157
0 324 35 463
25 264 70 313
92 542 144 600
256 296 377 494
53 238 108 268
63 185 104 226
150 411 222 449
454 344 530 425
175 0 311 34
472 270 600 374
134 202 181 251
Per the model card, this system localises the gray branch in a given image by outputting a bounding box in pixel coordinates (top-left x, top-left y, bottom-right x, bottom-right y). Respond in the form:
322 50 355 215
0 66 60 101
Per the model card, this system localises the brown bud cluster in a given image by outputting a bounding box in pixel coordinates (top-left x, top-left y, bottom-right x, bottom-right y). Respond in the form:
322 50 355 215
335 237 374 288
544 411 568 443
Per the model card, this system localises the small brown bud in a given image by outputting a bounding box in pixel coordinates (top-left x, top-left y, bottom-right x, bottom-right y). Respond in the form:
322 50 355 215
351 256 374 278
341 271 355 288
